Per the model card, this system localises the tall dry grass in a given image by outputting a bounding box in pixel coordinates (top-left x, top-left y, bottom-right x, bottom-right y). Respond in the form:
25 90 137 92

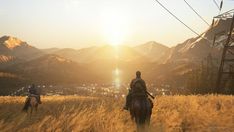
0 95 233 132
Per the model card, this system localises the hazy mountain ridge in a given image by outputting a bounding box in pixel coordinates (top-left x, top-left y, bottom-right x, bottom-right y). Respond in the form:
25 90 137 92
0 37 167 88
45 45 153 63
4 54 91 84
159 18 232 64
0 55 15 64
50 47 99 63
134 41 169 62
0 55 22 69
42 42 168 63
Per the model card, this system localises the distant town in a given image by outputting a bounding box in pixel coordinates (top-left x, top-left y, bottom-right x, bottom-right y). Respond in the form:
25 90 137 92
10 83 174 97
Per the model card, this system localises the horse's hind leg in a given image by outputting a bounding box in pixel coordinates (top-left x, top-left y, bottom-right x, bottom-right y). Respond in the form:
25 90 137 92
131 115 134 121
35 105 38 113
146 115 151 125
137 123 145 132
30 107 33 118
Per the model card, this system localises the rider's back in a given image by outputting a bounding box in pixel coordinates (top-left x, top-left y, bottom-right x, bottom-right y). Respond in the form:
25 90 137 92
130 78 147 96
28 85 39 95
29 88 36 94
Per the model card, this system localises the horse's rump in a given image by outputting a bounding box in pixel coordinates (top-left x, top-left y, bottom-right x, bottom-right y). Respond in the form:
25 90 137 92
28 96 37 107
130 95 152 125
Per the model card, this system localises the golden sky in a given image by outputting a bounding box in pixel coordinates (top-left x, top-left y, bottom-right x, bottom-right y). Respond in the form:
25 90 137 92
0 0 233 48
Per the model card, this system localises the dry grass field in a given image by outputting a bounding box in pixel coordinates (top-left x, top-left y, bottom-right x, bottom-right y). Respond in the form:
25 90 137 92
0 95 233 132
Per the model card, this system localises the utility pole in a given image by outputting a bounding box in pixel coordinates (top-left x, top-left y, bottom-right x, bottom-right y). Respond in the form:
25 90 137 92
214 9 234 93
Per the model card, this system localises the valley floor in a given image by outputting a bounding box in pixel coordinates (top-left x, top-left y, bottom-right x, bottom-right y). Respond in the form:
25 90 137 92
0 95 233 132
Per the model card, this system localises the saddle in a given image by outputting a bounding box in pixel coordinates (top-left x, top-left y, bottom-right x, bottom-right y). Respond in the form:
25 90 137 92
131 92 147 97
29 94 38 97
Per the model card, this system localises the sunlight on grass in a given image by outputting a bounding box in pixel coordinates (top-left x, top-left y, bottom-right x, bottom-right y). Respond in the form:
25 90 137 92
0 95 233 132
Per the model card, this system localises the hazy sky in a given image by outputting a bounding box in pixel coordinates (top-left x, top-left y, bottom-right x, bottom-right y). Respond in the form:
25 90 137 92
0 0 233 49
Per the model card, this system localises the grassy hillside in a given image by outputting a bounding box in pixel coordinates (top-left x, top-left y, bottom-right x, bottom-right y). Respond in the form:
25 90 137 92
0 95 233 132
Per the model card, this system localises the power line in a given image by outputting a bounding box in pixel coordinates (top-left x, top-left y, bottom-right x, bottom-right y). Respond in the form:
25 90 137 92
153 0 201 36
213 0 223 12
153 0 212 44
183 0 210 26
213 0 221 10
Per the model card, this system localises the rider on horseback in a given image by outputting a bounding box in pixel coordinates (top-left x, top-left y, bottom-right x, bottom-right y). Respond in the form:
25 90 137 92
123 71 153 110
22 84 42 111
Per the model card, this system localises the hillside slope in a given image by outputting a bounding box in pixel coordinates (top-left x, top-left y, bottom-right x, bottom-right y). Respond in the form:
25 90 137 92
159 18 232 64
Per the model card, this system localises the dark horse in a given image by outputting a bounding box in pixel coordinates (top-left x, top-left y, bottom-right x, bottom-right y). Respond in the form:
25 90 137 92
130 95 153 131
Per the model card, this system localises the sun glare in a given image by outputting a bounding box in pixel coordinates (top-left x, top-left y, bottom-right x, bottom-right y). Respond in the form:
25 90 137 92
113 67 121 88
115 68 120 76
100 8 130 46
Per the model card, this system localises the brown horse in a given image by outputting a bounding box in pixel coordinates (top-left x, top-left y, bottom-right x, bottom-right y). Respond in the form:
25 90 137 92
130 95 152 131
22 95 39 117
29 96 38 116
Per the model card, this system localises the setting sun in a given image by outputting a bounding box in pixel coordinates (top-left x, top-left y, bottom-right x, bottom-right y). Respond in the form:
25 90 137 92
100 7 130 46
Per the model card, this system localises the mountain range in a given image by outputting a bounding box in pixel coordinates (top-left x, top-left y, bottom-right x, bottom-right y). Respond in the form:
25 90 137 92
159 18 233 64
0 18 232 95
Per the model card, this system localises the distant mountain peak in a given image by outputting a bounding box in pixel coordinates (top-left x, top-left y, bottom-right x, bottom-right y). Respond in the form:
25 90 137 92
0 35 27 49
0 35 43 61
134 41 169 62
144 41 168 49
146 41 161 45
